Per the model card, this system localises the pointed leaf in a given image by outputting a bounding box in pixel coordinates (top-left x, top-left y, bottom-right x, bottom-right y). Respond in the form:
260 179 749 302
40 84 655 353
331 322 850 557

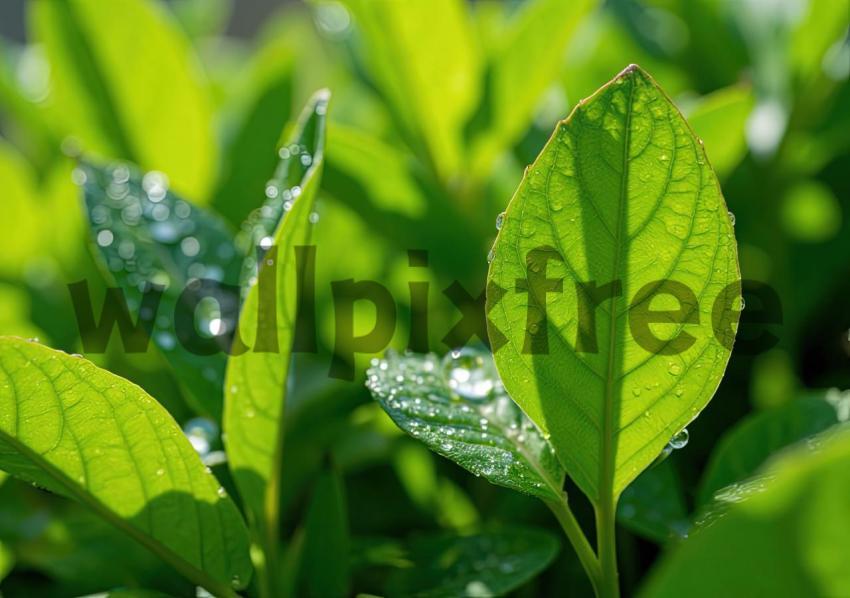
487 65 740 504
78 160 242 419
367 350 566 502
697 391 846 506
0 337 251 594
224 90 329 526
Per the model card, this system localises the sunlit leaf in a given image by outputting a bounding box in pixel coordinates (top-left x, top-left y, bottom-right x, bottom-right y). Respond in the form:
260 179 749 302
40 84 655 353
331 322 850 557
642 427 850 597
0 337 252 594
224 90 328 532
0 141 41 279
340 0 480 180
487 65 740 504
78 159 242 419
30 0 217 200
367 349 566 502
387 527 560 597
697 392 845 506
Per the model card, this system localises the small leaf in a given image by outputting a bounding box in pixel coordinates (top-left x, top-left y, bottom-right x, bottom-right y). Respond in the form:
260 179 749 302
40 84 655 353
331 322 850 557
366 349 566 502
0 337 252 594
78 159 242 419
687 85 754 179
387 527 560 597
617 461 689 543
641 427 850 597
30 0 218 200
224 90 329 529
487 65 740 504
697 392 845 506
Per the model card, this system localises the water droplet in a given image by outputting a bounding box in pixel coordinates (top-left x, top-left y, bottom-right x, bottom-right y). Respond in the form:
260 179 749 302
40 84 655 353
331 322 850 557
632 387 642 397
309 211 320 224
441 346 497 401
181 236 200 257
142 171 169 202
728 211 736 226
495 212 505 230
265 183 278 199
669 428 689 450
96 229 114 247
487 247 495 264
668 362 682 375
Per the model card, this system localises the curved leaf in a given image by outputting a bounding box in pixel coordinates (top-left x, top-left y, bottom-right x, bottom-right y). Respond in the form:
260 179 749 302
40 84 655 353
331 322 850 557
78 159 242 419
387 527 560 597
224 90 329 530
367 350 566 501
487 64 740 504
697 392 845 506
642 427 850 597
30 0 217 200
0 337 251 595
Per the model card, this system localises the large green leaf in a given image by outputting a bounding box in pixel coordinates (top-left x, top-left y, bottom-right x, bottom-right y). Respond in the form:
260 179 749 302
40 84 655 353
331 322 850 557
30 0 217 200
641 427 850 597
366 349 566 502
340 0 480 180
487 65 740 505
0 337 251 595
224 90 329 532
386 527 560 597
78 159 242 419
697 391 846 506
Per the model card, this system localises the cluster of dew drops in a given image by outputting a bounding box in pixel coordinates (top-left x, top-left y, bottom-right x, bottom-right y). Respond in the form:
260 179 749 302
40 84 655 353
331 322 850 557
366 346 559 488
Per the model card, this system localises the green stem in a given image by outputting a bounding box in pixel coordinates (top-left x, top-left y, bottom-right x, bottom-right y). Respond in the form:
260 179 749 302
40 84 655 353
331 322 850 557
544 495 602 594
595 498 620 598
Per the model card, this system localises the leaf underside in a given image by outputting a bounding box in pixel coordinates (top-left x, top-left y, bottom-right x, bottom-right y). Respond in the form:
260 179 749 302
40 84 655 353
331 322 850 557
487 65 740 504
0 336 251 590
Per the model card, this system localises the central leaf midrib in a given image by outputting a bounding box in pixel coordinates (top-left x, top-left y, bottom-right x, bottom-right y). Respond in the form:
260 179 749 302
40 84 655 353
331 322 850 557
600 72 637 504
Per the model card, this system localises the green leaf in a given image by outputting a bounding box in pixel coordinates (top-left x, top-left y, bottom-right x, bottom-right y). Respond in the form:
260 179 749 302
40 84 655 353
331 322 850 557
30 0 217 200
224 90 329 530
687 85 754 180
387 527 560 597
366 349 566 502
340 0 480 180
0 140 41 279
617 460 688 543
487 65 740 505
78 159 242 420
697 392 845 506
0 337 251 595
299 466 350 598
469 0 597 178
641 427 850 597
0 539 12 584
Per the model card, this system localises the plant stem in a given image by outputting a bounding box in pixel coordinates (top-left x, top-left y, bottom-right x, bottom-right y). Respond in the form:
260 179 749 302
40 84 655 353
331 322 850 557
595 498 620 598
544 495 602 594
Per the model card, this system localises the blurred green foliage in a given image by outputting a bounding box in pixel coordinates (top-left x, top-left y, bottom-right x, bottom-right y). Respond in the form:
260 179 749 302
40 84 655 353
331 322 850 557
0 0 848 595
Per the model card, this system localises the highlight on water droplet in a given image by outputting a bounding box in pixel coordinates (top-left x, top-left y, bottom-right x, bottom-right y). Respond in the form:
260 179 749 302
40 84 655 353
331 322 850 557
441 346 498 401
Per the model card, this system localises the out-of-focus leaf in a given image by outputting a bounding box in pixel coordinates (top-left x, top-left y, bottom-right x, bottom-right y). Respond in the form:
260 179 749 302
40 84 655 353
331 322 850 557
0 337 252 595
469 0 597 178
0 284 44 341
341 0 480 180
0 141 40 279
30 0 217 200
488 65 740 504
697 392 845 506
367 350 566 502
224 91 328 533
387 528 560 597
687 85 754 179
299 466 350 598
78 160 242 419
642 427 850 597
325 123 427 218
618 460 689 543
780 179 842 243
171 0 233 40
0 539 12 583
212 35 295 226
789 0 850 85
